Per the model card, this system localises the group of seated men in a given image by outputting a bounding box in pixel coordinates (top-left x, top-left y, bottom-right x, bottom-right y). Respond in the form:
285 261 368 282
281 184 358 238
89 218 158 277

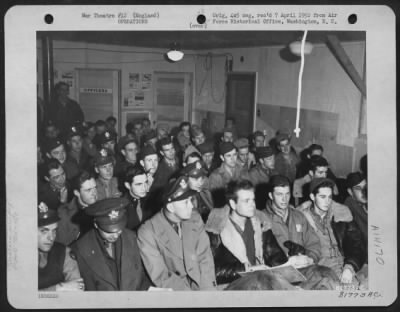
37 116 368 291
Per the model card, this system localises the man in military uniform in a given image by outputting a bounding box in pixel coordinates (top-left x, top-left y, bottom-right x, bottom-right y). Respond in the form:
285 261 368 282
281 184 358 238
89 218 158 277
197 141 219 176
209 142 249 207
181 160 214 223
298 178 366 288
205 180 289 286
137 145 162 214
66 126 92 172
262 175 339 290
48 81 84 137
38 201 84 291
248 146 276 187
99 131 117 156
43 137 80 181
234 138 256 171
123 166 153 230
138 176 216 290
154 136 181 187
38 158 72 211
142 129 158 150
70 198 152 291
94 148 121 200
273 132 299 184
92 120 107 150
114 136 139 189
56 171 98 246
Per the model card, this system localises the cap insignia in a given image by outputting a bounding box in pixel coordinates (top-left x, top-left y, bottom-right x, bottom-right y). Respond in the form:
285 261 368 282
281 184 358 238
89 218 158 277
100 149 108 157
38 202 48 214
179 178 187 189
108 210 119 220
105 132 110 138
195 162 202 170
71 126 76 132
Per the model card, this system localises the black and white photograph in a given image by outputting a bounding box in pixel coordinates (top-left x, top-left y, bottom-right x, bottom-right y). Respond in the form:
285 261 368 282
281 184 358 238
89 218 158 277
5 4 397 308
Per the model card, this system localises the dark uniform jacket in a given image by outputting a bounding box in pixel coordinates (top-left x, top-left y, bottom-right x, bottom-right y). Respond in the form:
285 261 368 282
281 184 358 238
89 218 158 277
205 205 287 285
344 196 368 255
67 150 92 173
124 193 155 231
39 243 66 289
48 98 84 137
38 181 73 211
153 157 180 187
71 229 151 291
193 190 214 223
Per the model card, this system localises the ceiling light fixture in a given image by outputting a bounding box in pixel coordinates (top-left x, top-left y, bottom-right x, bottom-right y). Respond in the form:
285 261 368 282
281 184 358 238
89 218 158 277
166 43 184 62
289 40 313 56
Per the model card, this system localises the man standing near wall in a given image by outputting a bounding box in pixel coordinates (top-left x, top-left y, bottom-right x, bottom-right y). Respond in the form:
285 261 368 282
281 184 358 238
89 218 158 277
48 82 84 138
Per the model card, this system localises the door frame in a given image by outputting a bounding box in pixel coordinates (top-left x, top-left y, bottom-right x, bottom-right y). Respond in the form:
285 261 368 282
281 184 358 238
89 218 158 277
225 71 258 135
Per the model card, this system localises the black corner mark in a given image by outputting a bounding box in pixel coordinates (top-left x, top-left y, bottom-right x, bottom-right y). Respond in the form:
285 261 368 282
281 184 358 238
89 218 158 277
197 14 206 24
348 14 357 24
44 14 54 24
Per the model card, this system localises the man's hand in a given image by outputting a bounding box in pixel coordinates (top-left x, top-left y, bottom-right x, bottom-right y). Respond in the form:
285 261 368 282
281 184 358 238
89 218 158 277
59 187 68 204
287 255 314 268
340 265 355 284
147 174 154 188
56 278 85 291
283 240 306 256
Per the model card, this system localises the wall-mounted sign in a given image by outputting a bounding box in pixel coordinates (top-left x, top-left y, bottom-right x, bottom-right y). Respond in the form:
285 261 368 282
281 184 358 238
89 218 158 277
80 87 113 94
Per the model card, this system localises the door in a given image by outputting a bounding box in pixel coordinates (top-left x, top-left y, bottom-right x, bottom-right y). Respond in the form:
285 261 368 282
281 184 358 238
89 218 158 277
76 69 120 123
153 72 192 130
226 72 257 137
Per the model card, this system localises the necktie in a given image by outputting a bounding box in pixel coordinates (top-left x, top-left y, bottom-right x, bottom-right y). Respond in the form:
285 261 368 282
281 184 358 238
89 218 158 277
105 242 114 258
137 200 143 221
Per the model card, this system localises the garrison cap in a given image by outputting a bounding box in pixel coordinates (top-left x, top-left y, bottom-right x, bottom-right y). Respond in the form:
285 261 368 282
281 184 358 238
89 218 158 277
143 129 157 142
197 141 214 155
275 132 290 143
234 138 249 149
346 172 365 189
139 145 157 160
85 198 129 233
309 178 335 194
219 142 236 156
117 136 137 152
164 176 196 204
38 202 60 227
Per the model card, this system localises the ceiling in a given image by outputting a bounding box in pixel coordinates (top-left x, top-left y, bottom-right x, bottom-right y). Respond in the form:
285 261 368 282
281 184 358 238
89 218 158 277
38 31 365 50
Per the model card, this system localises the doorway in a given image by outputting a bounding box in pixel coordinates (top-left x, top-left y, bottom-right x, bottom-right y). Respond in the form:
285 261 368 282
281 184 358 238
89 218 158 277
225 72 257 137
